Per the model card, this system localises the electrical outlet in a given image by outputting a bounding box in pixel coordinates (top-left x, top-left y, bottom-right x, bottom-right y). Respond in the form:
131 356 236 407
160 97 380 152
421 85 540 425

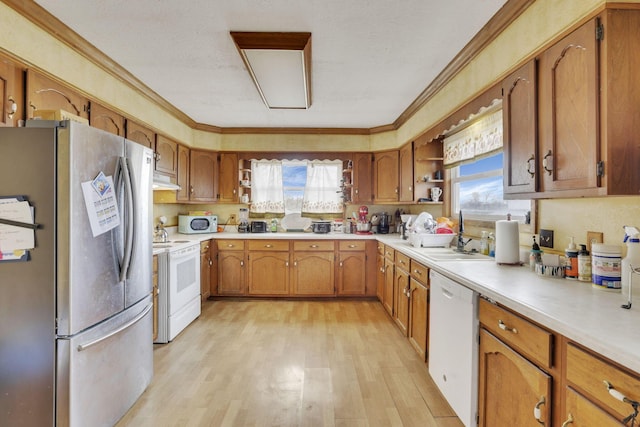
539 229 554 248
586 231 603 252
228 214 237 225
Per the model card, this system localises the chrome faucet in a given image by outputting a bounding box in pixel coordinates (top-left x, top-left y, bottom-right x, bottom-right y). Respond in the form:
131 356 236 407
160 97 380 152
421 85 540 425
154 216 168 243
456 210 472 252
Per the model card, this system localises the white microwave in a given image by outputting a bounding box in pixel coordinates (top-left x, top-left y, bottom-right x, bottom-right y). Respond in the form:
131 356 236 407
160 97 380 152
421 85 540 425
178 215 218 234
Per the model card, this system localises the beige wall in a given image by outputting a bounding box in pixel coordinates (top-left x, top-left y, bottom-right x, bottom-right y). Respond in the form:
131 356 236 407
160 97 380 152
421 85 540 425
4 0 640 252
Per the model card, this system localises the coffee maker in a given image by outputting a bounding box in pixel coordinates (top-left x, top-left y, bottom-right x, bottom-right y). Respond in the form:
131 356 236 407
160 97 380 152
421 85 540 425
238 207 249 233
378 212 390 234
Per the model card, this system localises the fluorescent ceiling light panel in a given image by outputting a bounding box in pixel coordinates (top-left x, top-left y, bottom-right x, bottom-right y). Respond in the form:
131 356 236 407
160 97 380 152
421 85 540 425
231 32 312 109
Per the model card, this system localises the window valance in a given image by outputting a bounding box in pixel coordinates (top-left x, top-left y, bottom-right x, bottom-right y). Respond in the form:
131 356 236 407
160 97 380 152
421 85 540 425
443 107 503 168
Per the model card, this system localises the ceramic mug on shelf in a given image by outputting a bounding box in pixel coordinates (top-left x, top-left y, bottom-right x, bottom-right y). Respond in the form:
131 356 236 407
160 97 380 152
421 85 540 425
430 187 442 202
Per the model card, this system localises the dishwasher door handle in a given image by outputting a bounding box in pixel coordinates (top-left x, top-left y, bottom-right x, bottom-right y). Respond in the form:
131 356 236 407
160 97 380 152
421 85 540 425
440 287 454 299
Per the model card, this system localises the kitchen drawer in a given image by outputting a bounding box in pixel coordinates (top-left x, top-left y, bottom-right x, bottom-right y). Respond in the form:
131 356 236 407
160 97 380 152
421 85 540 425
395 252 410 272
200 239 211 253
247 240 289 251
410 259 428 285
566 342 640 421
217 240 245 251
293 240 335 252
338 240 365 251
479 298 553 369
377 242 385 256
384 247 395 261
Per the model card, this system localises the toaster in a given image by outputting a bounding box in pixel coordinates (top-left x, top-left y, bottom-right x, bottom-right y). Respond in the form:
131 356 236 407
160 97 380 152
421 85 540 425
250 221 268 233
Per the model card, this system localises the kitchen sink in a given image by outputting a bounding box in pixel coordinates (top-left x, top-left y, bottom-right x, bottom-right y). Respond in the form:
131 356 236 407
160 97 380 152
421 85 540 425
415 247 493 261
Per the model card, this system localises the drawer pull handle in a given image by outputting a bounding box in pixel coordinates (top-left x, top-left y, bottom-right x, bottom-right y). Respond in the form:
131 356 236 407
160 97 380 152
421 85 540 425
413 269 421 275
533 396 545 425
348 244 357 248
265 244 273 248
310 244 318 248
227 244 235 248
603 379 640 422
498 320 518 334
561 414 573 427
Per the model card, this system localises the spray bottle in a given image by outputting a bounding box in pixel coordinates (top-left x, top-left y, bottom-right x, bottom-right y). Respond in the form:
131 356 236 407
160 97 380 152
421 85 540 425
622 226 640 301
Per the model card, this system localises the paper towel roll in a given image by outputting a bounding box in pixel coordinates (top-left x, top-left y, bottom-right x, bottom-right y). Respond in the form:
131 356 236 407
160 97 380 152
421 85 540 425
495 220 520 264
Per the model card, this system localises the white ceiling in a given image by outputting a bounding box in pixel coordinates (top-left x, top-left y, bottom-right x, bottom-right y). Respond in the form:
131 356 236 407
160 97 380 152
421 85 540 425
34 0 507 129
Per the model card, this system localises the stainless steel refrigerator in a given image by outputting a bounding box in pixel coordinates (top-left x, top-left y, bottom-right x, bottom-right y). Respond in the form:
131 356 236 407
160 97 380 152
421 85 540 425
0 120 154 426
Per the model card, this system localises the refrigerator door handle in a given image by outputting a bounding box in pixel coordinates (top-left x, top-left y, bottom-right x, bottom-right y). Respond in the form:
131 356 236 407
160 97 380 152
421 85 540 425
76 303 152 352
113 156 135 282
121 157 136 281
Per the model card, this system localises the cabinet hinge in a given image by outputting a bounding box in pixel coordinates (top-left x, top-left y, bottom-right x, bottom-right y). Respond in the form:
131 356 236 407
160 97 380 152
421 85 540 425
596 23 604 41
597 161 605 177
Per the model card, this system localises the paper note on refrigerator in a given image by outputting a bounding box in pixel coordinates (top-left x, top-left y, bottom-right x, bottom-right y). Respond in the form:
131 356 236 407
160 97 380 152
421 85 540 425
81 174 120 237
0 200 35 251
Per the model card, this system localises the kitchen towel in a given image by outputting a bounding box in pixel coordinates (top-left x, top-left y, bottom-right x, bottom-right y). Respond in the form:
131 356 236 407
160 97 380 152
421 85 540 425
495 219 520 264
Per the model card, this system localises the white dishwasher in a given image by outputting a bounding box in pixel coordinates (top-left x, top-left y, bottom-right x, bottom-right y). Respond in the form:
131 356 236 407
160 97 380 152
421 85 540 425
429 270 479 427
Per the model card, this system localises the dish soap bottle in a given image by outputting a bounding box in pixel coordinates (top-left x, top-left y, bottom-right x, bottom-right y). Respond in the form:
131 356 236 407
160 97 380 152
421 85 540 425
479 231 489 255
565 237 579 280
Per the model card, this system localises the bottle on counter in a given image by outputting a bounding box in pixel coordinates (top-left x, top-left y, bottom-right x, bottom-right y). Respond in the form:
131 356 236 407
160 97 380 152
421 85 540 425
565 237 579 280
577 244 591 282
480 231 489 256
530 236 543 270
488 232 495 258
622 226 640 298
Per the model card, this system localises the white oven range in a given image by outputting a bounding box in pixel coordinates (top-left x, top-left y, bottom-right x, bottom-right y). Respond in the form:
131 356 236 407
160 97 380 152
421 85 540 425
154 241 201 343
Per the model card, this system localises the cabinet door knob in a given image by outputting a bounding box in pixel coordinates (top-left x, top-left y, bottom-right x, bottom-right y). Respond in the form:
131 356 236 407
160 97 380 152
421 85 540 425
498 319 518 334
542 150 553 175
526 155 536 178
340 261 343 267
190 185 194 194
533 396 545 425
8 97 17 119
561 414 574 427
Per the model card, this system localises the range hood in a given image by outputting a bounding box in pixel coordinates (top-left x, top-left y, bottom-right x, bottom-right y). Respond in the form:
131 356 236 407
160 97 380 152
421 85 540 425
152 174 181 191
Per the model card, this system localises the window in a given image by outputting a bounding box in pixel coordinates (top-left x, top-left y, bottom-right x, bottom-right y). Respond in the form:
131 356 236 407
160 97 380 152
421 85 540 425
450 151 530 222
251 159 343 216
282 160 307 214
444 104 531 224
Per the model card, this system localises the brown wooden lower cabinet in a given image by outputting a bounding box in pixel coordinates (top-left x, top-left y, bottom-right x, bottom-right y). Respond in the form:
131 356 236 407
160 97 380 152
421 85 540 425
200 240 211 301
563 387 621 427
217 240 246 295
247 251 290 295
292 251 335 296
478 328 552 426
408 258 429 361
393 259 410 336
382 256 395 316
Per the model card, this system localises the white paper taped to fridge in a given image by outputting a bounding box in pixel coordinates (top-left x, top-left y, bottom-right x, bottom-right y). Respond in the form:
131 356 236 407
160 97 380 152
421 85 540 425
0 201 35 251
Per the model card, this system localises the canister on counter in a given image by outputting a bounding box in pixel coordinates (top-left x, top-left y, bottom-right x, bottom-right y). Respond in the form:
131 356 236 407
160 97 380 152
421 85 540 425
591 243 622 291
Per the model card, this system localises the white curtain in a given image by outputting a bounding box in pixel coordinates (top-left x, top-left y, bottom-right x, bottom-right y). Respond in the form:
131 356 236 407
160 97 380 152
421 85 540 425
301 160 343 214
250 159 285 214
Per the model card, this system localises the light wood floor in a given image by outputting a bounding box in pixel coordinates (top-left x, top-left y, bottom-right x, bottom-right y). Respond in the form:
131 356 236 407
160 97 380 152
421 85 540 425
117 299 463 427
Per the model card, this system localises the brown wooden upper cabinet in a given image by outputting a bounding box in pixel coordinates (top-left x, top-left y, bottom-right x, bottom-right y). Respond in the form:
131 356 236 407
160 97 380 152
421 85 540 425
373 150 399 202
0 54 25 127
399 142 414 202
502 60 537 195
504 9 640 198
26 70 88 120
352 152 373 203
182 148 218 203
176 144 191 202
126 120 155 150
218 152 239 203
89 101 125 136
155 135 178 177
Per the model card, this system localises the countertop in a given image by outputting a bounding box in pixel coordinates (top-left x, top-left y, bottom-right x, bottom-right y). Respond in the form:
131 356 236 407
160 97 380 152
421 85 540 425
153 229 640 374
377 235 640 375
